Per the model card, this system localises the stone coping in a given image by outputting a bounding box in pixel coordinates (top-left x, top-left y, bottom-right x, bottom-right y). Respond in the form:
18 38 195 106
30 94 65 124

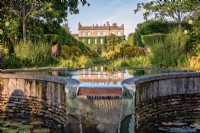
0 73 79 85
122 72 200 85
0 67 85 73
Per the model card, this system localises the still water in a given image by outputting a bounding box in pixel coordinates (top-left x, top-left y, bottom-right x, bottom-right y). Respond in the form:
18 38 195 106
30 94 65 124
54 66 189 88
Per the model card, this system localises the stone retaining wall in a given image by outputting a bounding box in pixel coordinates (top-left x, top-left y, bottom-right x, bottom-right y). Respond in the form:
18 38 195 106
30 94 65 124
0 73 79 129
122 72 200 132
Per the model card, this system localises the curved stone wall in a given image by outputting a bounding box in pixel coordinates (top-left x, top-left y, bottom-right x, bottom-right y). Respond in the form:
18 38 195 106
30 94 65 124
0 73 79 130
122 72 200 132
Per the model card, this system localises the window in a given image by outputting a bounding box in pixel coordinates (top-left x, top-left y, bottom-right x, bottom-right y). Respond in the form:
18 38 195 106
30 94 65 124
111 32 115 35
95 39 97 44
97 32 100 36
118 32 121 36
100 38 103 44
88 32 91 36
81 32 85 36
88 39 91 44
103 32 106 36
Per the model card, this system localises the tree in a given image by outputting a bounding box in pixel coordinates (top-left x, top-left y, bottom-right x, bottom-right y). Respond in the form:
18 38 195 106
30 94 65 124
127 33 134 45
0 0 89 44
106 34 125 50
135 0 200 29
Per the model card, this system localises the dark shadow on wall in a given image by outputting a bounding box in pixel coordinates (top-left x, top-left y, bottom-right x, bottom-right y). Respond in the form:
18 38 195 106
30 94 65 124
5 89 31 120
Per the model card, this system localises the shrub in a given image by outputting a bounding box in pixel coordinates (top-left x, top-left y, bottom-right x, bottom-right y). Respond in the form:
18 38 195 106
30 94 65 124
59 56 92 68
122 46 145 58
134 20 190 46
129 56 151 67
77 56 92 68
141 33 169 45
70 46 82 57
111 56 151 68
61 45 71 59
188 44 200 70
0 45 9 68
106 50 119 59
189 53 200 70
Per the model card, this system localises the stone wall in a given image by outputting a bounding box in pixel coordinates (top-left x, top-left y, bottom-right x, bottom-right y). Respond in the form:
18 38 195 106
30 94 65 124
122 72 200 132
0 73 79 129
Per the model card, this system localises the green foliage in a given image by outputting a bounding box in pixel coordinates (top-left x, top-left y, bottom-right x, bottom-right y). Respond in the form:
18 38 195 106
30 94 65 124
106 34 125 47
141 33 169 45
31 34 59 44
91 58 111 65
70 46 82 57
135 0 199 28
104 50 120 59
122 46 145 58
127 33 134 45
0 45 9 68
187 17 200 53
134 20 190 46
61 45 70 59
56 28 70 44
59 56 92 68
150 29 188 67
0 0 89 42
112 56 151 68
11 41 55 68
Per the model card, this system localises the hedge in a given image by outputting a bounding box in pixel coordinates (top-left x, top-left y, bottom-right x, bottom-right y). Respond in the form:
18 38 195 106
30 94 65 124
141 33 170 45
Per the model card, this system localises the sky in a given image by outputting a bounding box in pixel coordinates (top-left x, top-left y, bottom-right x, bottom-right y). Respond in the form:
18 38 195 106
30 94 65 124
67 0 149 37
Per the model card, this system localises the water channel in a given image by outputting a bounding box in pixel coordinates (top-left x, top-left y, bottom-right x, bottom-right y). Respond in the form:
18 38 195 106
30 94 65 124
1 66 197 133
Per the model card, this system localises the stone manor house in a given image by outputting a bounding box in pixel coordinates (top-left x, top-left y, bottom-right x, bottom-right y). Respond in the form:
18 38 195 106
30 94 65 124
72 22 124 45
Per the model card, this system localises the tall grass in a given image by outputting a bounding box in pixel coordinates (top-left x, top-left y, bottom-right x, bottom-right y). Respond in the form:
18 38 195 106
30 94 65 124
150 29 188 67
11 41 55 67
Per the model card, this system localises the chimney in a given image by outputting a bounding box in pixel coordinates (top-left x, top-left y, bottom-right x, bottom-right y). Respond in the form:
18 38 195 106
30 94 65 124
78 22 82 28
106 21 109 26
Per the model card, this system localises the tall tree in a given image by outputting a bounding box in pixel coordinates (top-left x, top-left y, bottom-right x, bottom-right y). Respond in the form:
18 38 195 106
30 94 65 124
127 33 134 45
135 0 200 29
0 0 88 44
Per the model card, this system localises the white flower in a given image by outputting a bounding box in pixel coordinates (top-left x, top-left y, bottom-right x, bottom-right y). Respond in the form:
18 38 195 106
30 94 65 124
184 30 188 35
0 29 3 35
5 21 10 27
188 20 193 25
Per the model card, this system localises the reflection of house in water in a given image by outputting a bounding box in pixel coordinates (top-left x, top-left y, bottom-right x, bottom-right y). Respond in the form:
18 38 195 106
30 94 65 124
78 67 124 85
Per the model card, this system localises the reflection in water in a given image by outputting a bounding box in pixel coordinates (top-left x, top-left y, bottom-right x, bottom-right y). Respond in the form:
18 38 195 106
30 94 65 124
65 67 124 89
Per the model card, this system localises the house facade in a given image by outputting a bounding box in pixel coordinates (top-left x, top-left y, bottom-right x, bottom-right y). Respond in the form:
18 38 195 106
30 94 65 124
77 22 124 45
